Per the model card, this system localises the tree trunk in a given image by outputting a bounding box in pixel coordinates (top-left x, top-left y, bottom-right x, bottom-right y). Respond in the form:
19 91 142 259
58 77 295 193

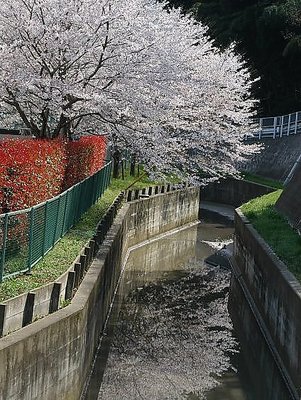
112 149 121 179
130 154 136 176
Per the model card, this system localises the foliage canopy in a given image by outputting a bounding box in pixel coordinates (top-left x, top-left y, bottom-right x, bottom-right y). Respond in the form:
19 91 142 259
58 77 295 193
0 0 257 182
167 0 301 116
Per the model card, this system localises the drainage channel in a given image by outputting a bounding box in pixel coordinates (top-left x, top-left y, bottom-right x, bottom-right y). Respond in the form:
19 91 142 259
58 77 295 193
82 208 292 400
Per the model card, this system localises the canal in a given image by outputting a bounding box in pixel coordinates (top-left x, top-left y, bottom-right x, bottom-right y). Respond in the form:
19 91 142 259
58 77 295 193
82 210 292 400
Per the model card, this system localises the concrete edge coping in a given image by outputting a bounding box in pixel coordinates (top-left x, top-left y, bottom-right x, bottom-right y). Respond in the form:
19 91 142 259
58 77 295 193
242 178 280 191
127 186 198 204
0 204 131 350
236 207 301 298
204 176 277 192
234 207 251 224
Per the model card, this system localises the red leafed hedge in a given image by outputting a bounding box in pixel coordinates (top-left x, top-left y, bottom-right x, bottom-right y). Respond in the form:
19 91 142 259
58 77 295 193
0 139 66 212
0 136 107 212
63 136 107 189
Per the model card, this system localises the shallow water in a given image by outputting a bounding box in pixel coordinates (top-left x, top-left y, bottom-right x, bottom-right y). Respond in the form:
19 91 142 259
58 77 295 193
83 214 292 400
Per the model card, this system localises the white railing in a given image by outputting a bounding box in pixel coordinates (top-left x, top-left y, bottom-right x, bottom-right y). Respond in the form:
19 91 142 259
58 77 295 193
245 111 301 140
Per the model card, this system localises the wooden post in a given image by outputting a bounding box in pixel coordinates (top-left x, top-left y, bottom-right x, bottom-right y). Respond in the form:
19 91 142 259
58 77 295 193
74 263 81 288
49 283 61 313
22 293 35 327
0 304 6 337
65 271 75 301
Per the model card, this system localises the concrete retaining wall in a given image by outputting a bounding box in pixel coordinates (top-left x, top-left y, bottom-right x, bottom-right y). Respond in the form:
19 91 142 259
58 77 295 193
276 161 301 234
0 187 200 400
228 275 294 400
127 188 199 246
201 178 274 207
0 238 96 337
0 193 126 338
242 136 301 181
233 209 301 399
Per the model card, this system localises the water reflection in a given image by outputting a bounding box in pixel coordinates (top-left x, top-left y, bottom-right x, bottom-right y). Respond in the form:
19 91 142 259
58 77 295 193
98 265 236 400
83 215 292 400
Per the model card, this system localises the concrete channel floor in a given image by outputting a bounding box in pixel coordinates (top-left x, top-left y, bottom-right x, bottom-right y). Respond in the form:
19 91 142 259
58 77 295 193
200 201 235 268
200 201 235 221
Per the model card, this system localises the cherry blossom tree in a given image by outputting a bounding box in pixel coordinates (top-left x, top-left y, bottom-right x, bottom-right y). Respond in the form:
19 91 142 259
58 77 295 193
0 0 258 182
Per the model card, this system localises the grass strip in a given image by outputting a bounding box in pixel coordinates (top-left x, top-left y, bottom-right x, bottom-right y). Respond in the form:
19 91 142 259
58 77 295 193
0 172 153 302
240 190 301 281
242 172 284 189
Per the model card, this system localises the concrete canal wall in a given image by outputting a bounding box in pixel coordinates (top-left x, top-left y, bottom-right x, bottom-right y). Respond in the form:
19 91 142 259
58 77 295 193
201 178 273 207
0 187 200 400
228 274 294 400
201 178 300 398
232 209 301 399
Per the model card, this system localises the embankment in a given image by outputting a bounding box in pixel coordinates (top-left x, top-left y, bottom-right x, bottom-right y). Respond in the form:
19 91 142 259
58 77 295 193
0 187 199 400
242 135 301 181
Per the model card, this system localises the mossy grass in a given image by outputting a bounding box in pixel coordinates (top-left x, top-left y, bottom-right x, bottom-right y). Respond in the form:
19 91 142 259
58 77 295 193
0 172 154 302
241 172 284 189
240 190 301 282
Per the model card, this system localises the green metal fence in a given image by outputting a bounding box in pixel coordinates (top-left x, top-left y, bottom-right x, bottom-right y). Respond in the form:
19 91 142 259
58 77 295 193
0 161 112 282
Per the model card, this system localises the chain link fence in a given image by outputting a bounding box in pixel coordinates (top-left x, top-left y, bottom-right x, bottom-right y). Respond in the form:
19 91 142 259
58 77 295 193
0 161 112 282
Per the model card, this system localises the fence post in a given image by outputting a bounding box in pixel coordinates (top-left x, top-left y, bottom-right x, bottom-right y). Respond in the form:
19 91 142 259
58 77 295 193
98 168 104 196
98 169 103 199
106 162 112 189
61 190 69 236
280 115 284 137
0 214 9 283
94 172 100 203
259 118 262 139
73 184 81 225
102 164 107 193
287 114 291 136
53 195 61 246
273 117 277 139
104 166 108 194
27 207 35 273
42 201 49 254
